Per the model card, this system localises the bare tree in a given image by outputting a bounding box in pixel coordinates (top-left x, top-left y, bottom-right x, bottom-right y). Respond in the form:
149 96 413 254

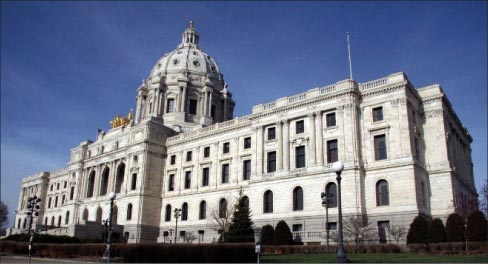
184 232 198 243
479 178 488 217
208 195 233 242
388 225 407 244
342 215 376 244
0 201 8 235
452 193 478 221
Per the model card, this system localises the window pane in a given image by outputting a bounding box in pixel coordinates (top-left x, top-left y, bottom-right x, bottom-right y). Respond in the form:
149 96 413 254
325 183 337 208
376 180 389 206
326 113 336 127
166 99 175 113
293 187 303 211
222 164 229 183
189 99 197 115
267 152 276 172
244 137 251 149
264 190 273 213
295 146 306 168
268 127 276 140
296 120 304 134
374 135 387 160
327 140 338 163
373 107 383 122
202 168 209 186
185 172 191 189
243 160 251 180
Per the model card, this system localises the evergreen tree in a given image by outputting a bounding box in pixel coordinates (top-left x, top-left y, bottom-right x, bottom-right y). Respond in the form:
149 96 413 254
446 213 465 242
273 220 293 245
429 218 447 243
467 210 487 242
225 191 254 243
261 225 274 245
406 215 430 244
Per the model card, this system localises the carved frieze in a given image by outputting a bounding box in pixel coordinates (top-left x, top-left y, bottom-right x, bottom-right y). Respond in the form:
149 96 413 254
290 136 309 146
424 109 443 118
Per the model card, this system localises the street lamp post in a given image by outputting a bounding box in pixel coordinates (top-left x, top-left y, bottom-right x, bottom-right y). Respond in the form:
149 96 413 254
103 192 116 263
174 208 181 243
169 228 174 244
332 161 347 263
26 196 41 264
253 227 262 264
321 192 332 253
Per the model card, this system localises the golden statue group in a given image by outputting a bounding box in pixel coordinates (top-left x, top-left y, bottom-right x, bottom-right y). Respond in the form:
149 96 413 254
110 110 133 128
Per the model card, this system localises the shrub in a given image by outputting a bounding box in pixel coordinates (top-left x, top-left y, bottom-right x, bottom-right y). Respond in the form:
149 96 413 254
1 234 81 244
429 218 447 243
406 215 430 244
261 225 274 245
446 213 465 242
467 210 487 242
273 220 293 245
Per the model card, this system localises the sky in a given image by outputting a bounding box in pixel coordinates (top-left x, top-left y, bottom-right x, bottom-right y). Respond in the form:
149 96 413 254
1 1 487 227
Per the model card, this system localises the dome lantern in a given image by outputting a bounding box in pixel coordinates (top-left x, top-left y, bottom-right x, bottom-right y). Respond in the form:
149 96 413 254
181 21 199 46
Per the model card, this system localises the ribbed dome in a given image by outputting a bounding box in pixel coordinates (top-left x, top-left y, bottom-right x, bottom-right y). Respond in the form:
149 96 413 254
149 22 223 88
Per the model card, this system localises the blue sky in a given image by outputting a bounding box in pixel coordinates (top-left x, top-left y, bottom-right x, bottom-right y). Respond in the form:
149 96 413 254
1 1 486 227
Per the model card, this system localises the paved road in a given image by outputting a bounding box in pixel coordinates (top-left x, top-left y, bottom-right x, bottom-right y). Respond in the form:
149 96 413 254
0 254 96 264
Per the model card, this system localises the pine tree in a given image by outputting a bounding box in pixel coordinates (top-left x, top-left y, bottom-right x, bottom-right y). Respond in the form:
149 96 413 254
446 213 465 242
406 215 430 244
225 191 254 243
429 218 447 243
273 220 293 245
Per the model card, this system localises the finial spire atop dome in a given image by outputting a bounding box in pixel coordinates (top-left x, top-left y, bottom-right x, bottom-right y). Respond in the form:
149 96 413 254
182 21 199 46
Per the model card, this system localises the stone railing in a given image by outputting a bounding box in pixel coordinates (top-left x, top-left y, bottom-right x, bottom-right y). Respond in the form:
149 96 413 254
360 77 388 90
50 168 69 177
359 72 407 91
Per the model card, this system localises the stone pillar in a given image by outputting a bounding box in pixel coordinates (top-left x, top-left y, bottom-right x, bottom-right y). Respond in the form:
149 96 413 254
256 126 263 175
209 92 213 117
315 111 324 165
308 113 316 165
203 90 209 116
277 121 283 170
283 120 290 170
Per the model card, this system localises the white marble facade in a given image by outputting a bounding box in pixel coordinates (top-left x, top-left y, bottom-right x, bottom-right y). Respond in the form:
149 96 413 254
13 22 477 244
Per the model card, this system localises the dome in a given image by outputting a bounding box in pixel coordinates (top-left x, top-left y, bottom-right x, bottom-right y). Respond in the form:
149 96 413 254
149 21 223 88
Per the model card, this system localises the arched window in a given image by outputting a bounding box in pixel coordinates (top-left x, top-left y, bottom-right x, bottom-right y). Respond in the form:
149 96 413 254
87 171 95 198
127 204 133 220
44 217 47 225
58 215 62 227
18 218 21 228
70 186 75 200
325 183 338 208
242 196 250 209
65 211 70 224
165 204 172 222
115 163 125 193
219 199 227 218
293 186 303 211
376 180 390 206
182 203 188 221
96 207 103 223
82 208 89 221
199 201 207 220
131 174 137 190
100 167 110 196
51 216 55 226
263 190 273 213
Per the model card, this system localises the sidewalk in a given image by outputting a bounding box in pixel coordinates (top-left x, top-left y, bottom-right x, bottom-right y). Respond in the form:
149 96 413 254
0 254 99 264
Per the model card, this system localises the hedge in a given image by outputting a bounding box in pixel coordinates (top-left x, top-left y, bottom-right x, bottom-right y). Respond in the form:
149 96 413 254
0 241 255 263
262 244 401 254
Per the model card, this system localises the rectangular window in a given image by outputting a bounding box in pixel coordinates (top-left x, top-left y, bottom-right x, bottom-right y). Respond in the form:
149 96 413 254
170 155 176 165
168 174 175 191
327 222 337 230
221 164 229 183
267 127 276 140
296 120 304 134
189 99 198 115
244 137 251 149
203 147 210 158
211 105 216 119
166 98 175 113
373 106 384 122
326 112 336 127
64 181 67 189
186 151 192 162
243 160 251 180
202 168 209 186
292 224 303 232
184 171 191 189
374 134 387 160
378 221 390 244
267 151 276 173
327 140 338 163
223 142 230 154
69 186 74 200
295 146 306 168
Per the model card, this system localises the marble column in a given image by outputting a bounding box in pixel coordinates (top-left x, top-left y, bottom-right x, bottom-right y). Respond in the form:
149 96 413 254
277 121 283 170
315 111 324 165
283 121 290 170
256 126 263 175
308 113 316 165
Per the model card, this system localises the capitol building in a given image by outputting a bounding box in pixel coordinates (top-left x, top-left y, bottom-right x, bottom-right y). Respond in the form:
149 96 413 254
12 22 477 244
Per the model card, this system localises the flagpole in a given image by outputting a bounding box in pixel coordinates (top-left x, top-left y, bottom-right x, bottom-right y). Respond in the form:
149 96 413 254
347 32 353 81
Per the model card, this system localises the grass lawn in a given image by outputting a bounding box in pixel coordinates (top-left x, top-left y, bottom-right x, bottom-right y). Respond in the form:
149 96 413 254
261 253 488 263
